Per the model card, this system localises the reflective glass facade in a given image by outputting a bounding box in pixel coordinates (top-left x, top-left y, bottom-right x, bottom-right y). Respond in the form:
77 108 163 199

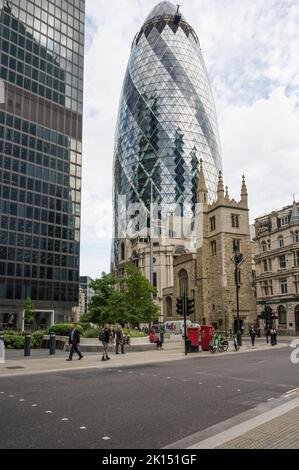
0 0 84 316
113 1 222 263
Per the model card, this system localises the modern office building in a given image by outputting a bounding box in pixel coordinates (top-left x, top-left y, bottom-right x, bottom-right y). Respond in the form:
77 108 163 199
112 1 222 316
254 200 299 334
0 0 85 329
79 275 94 315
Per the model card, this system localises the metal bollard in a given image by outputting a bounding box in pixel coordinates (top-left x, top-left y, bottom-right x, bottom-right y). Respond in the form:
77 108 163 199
24 334 31 357
49 333 56 355
0 330 4 363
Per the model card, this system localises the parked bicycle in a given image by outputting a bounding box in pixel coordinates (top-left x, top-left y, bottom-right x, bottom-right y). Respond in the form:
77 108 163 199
209 332 229 353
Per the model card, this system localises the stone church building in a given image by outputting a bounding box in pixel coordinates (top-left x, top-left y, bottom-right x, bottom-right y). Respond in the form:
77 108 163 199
163 161 256 333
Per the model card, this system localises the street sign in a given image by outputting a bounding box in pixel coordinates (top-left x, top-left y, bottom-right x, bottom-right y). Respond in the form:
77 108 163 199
231 254 244 266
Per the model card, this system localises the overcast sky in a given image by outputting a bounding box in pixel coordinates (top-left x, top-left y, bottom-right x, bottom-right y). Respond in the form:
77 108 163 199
80 0 299 279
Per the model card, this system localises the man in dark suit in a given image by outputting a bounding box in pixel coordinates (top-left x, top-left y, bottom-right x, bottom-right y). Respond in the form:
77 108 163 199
66 323 83 361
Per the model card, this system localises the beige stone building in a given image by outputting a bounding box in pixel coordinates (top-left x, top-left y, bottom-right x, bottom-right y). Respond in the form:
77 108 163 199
254 201 299 334
162 162 256 332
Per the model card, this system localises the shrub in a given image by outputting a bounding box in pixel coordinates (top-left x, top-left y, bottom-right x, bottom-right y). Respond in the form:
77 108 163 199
78 322 92 331
123 328 147 338
31 330 44 348
48 323 83 336
82 327 101 338
4 334 25 349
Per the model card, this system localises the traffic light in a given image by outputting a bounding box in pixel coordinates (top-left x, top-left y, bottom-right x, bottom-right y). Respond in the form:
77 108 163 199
176 297 183 316
187 297 195 316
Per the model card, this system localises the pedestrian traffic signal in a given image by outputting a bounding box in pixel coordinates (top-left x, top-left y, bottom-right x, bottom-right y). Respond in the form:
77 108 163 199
187 297 195 316
176 297 183 316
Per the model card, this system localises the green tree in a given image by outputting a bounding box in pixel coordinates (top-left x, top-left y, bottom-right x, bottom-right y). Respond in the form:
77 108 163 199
112 264 159 325
23 297 35 328
81 273 116 325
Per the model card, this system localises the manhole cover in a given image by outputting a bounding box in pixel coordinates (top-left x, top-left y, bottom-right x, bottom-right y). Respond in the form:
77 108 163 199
5 366 25 370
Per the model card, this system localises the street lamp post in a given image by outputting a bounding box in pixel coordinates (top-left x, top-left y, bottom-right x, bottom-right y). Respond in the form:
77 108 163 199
233 244 243 347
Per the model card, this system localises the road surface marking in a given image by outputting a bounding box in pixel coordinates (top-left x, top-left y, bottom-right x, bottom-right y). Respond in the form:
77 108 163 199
32 404 37 407
80 426 87 430
61 418 69 421
198 382 203 385
267 398 274 401
45 411 53 414
286 387 299 394
19 399 25 402
102 436 111 440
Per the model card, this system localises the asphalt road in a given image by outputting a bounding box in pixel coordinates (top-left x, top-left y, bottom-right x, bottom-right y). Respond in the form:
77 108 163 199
0 346 298 449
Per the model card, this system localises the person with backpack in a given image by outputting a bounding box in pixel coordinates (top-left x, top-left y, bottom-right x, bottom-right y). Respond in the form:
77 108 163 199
100 324 113 361
249 325 256 347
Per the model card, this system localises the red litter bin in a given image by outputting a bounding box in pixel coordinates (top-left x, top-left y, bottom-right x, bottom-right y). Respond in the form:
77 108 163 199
201 325 214 351
187 327 200 352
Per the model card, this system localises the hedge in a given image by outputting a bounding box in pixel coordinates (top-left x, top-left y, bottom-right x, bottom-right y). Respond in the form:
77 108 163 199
3 331 44 349
48 323 83 336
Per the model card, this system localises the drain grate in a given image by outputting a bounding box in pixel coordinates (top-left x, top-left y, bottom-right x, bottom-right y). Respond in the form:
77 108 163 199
5 366 25 370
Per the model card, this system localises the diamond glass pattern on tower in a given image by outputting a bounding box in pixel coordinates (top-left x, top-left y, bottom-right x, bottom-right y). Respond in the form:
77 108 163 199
112 1 222 264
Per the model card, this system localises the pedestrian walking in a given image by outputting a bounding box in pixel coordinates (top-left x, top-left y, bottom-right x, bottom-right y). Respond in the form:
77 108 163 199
270 328 275 346
265 328 270 344
100 324 114 361
273 328 277 345
115 324 125 355
249 325 256 347
66 323 83 361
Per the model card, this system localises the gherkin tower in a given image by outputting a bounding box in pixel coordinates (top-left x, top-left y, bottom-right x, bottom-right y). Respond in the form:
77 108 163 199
112 1 222 267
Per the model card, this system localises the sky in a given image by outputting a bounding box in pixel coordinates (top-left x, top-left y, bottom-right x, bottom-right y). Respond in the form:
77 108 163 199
81 0 299 279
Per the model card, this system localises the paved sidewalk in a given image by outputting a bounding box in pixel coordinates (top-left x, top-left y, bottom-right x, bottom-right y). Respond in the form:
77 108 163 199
166 389 299 449
0 339 289 378
218 405 299 449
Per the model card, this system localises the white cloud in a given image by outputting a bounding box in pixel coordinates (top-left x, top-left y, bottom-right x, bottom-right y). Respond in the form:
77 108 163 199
81 0 299 278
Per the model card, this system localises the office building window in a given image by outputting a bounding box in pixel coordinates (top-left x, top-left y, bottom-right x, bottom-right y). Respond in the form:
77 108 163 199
279 255 286 269
280 278 288 294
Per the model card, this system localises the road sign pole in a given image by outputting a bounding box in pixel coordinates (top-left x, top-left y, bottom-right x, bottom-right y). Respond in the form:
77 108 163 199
184 294 187 356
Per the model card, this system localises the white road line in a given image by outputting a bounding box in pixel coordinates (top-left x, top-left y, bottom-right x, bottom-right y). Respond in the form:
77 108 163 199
45 411 53 414
19 399 25 402
80 426 87 430
61 418 69 421
32 404 37 407
102 436 111 440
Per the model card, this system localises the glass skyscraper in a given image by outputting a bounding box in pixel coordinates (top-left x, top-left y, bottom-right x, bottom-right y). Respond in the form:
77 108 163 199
0 0 84 328
112 1 222 266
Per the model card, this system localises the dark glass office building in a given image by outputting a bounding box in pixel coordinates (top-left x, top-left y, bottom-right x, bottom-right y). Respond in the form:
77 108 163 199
0 0 85 328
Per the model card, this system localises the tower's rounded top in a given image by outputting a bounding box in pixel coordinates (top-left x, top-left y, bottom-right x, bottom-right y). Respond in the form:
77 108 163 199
145 1 185 23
